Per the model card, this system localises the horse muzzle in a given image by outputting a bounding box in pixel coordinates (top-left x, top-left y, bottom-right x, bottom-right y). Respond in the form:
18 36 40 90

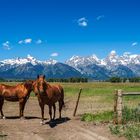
39 91 45 95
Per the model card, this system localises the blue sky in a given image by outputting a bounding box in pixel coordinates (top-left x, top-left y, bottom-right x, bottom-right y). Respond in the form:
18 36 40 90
0 0 140 61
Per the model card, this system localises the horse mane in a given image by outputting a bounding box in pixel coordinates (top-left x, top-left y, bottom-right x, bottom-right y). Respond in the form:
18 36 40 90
22 80 33 89
44 80 52 88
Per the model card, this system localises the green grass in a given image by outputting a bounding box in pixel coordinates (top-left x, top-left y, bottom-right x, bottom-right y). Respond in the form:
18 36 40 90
1 81 140 106
81 111 113 123
2 81 140 95
122 106 140 123
81 105 140 140
109 124 140 140
109 106 140 140
61 82 140 96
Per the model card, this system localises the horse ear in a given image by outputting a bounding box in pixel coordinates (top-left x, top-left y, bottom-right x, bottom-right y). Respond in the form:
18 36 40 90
37 75 39 79
43 75 45 79
24 82 28 89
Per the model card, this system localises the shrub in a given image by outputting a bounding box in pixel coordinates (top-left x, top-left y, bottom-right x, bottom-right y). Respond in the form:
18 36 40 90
109 124 140 140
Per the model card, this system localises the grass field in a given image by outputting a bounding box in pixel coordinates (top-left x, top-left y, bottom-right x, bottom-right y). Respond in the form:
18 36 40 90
1 82 140 110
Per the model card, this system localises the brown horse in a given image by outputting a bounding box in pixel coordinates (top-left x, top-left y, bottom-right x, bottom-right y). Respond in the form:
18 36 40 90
0 80 33 119
33 75 64 124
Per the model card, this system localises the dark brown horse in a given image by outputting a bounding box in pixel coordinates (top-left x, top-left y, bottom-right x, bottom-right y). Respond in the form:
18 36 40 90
33 75 64 124
0 80 33 119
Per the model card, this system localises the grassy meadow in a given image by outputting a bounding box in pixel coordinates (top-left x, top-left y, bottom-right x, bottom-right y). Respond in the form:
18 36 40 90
1 82 140 112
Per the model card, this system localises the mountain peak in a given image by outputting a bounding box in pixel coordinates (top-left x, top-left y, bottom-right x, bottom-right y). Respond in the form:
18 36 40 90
110 50 116 56
69 55 82 61
66 51 140 68
27 54 35 61
44 59 57 65
0 55 58 66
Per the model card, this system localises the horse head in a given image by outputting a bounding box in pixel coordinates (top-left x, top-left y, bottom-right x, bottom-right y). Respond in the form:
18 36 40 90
24 80 34 92
33 75 47 95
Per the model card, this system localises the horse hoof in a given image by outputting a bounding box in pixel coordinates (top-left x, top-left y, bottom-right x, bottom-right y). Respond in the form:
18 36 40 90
20 117 25 120
1 116 6 119
40 121 45 125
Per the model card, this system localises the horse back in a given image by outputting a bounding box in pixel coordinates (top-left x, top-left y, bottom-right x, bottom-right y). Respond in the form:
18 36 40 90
0 83 30 101
45 84 64 102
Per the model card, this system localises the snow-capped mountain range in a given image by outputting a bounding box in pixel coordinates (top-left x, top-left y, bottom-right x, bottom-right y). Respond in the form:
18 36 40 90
66 51 140 79
0 54 57 66
0 55 81 79
1 51 140 80
66 51 140 68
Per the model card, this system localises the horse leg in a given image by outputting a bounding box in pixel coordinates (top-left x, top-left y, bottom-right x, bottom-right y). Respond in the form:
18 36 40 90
49 105 52 121
53 104 56 120
20 99 27 119
39 103 45 124
19 98 25 119
59 101 63 119
0 97 5 119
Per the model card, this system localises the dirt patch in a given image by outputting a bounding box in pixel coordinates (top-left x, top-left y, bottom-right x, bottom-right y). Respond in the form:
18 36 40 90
0 98 126 140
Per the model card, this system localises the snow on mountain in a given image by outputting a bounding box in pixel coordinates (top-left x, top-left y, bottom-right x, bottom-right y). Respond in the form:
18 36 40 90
66 54 100 67
66 51 140 68
0 54 57 66
43 59 57 65
66 51 140 79
1 51 140 80
103 50 120 67
0 55 81 79
1 55 37 66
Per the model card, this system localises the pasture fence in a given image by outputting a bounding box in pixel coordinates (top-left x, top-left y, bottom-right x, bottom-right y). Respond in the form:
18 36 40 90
73 88 82 117
114 89 140 124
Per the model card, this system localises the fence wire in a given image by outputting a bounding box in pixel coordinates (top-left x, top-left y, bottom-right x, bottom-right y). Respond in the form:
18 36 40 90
122 95 140 124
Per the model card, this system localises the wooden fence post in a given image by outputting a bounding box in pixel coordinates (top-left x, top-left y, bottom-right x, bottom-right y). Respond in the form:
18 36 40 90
73 88 82 117
117 89 123 124
113 89 118 124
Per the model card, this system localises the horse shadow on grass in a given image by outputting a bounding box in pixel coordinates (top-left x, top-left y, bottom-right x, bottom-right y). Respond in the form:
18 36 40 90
45 117 71 128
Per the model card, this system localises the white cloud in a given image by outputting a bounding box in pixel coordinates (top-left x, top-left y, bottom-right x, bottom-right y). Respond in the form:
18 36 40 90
18 40 23 44
36 39 42 44
18 38 32 44
51 53 59 57
24 38 32 44
96 15 105 21
77 17 88 27
132 42 138 46
2 41 11 50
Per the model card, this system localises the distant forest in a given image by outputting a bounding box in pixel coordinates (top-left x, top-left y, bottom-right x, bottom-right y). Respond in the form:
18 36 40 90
0 77 88 83
1 77 140 83
108 77 140 83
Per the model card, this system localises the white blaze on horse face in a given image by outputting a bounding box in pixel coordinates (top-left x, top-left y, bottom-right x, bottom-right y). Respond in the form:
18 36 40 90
35 75 46 94
38 78 45 93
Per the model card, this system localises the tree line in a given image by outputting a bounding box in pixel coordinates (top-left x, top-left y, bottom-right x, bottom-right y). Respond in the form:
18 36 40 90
47 77 88 83
108 77 140 83
2 76 140 83
0 77 88 83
